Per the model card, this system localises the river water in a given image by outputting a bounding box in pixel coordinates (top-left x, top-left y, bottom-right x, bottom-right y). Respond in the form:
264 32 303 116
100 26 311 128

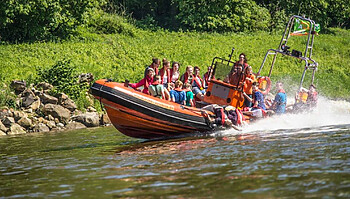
1 98 350 198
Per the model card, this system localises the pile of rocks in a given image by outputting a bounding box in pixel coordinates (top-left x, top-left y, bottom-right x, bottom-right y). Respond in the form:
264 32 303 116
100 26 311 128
0 79 111 136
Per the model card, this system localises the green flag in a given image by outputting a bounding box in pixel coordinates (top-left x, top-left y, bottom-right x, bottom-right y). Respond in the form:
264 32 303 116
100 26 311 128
292 19 320 36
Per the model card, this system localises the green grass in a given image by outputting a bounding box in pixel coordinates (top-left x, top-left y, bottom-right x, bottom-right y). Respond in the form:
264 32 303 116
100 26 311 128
0 28 349 102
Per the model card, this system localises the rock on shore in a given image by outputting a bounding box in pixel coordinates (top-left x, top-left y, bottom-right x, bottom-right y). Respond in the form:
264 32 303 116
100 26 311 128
0 79 111 136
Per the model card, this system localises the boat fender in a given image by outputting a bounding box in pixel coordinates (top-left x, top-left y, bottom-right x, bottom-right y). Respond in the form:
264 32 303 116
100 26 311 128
258 76 271 95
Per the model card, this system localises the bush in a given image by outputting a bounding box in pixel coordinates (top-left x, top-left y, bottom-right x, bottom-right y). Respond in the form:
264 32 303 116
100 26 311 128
36 60 89 101
87 10 136 36
0 84 17 109
176 0 272 32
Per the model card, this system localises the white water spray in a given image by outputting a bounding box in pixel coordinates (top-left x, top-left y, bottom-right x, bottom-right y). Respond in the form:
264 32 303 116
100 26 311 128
220 96 350 136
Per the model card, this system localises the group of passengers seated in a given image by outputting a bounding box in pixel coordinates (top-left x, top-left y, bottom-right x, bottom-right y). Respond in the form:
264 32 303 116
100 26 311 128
125 57 210 107
125 54 319 130
223 53 318 121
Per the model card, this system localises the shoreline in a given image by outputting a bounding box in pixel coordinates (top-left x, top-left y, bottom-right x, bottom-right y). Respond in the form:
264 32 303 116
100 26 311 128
0 80 111 136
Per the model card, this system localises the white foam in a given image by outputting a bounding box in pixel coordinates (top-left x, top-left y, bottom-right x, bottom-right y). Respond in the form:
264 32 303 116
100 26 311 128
218 96 350 136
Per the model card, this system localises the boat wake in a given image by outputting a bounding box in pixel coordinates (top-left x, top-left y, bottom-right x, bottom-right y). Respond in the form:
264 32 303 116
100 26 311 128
216 96 350 137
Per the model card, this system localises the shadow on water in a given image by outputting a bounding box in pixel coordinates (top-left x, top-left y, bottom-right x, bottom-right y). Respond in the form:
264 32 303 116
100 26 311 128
113 123 350 155
39 140 142 153
114 132 261 155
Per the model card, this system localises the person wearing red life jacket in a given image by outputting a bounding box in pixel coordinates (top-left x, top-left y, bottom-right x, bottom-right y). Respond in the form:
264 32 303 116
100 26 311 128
180 65 194 84
203 66 214 89
229 53 249 76
129 68 155 95
149 75 168 100
192 66 205 101
159 58 171 86
144 58 160 78
170 61 180 83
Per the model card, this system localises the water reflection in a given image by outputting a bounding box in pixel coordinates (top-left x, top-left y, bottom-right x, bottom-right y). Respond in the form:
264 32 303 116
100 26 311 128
1 124 350 198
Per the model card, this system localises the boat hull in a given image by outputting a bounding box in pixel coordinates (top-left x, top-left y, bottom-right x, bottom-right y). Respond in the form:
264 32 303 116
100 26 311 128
91 79 212 139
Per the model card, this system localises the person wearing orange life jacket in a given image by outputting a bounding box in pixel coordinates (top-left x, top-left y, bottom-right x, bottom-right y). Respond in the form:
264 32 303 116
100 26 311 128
293 84 318 112
129 68 155 94
243 66 256 107
159 58 171 87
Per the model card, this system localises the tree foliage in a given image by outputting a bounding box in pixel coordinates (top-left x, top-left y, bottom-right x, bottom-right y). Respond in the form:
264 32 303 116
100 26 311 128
175 0 271 32
0 0 105 42
111 0 349 31
0 0 348 42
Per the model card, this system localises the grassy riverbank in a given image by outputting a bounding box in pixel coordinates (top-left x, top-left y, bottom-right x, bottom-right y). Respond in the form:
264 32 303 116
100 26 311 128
0 28 349 100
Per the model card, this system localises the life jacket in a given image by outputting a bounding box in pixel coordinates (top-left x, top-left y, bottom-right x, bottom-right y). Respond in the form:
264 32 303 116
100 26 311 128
234 61 249 69
192 75 204 90
257 76 271 95
297 91 309 103
243 73 256 94
159 67 171 84
182 72 193 84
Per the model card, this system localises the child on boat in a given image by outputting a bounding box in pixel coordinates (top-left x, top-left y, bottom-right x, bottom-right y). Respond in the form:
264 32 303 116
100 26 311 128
184 83 195 107
203 66 212 89
242 82 268 118
169 80 186 105
149 75 170 100
271 81 287 114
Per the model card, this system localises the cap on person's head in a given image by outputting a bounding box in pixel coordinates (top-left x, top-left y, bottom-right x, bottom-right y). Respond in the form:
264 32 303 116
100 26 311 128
147 67 155 73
